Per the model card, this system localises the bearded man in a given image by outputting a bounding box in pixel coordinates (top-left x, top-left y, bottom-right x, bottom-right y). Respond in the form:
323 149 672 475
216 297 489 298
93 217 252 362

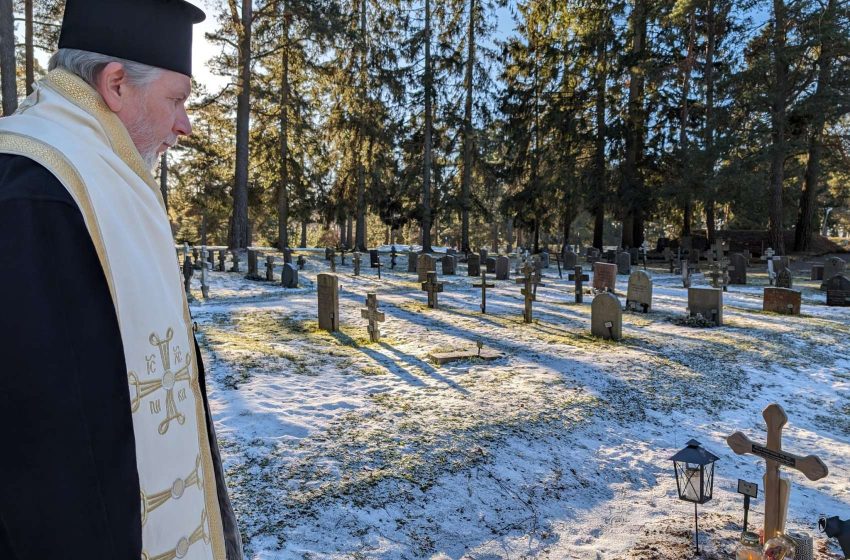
0 1 243 559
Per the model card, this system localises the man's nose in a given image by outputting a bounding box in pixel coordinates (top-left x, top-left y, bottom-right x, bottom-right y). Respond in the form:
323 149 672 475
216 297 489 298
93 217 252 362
174 106 192 137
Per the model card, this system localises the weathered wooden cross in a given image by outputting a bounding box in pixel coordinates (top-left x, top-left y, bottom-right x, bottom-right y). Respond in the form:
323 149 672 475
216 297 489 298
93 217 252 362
473 270 495 313
516 261 545 323
360 293 386 342
727 403 828 540
568 265 589 303
421 271 444 309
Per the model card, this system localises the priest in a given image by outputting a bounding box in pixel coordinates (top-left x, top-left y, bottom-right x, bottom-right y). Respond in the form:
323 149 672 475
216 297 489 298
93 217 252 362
0 1 243 559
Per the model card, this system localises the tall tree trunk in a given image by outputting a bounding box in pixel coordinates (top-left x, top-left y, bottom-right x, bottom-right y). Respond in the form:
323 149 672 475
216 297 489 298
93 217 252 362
703 0 718 243
679 8 696 238
794 0 834 252
346 216 353 249
25 0 33 95
622 0 647 249
229 0 252 249
421 0 434 252
354 0 368 252
592 8 608 252
0 0 16 116
277 5 291 250
460 0 475 253
300 221 307 247
160 152 168 210
768 0 789 254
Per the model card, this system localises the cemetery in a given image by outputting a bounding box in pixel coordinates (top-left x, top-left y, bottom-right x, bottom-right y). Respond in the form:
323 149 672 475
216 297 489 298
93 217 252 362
179 243 850 558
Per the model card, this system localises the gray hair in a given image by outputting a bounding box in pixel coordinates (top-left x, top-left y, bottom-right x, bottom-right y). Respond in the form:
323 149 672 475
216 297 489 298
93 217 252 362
48 48 163 90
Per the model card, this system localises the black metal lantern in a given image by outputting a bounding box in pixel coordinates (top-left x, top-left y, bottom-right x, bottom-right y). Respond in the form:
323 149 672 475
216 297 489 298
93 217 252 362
670 439 719 553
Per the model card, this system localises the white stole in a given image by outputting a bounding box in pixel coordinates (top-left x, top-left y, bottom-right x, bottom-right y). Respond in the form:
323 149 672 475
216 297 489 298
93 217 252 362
0 70 226 560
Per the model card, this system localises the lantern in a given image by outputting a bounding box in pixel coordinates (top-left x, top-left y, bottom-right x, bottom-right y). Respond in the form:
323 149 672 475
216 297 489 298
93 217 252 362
670 439 719 553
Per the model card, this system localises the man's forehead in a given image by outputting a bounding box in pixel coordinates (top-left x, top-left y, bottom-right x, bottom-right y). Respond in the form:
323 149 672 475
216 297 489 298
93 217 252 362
158 69 192 96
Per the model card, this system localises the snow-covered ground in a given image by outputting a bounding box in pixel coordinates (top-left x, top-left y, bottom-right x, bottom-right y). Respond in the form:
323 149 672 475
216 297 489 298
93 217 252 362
186 253 850 559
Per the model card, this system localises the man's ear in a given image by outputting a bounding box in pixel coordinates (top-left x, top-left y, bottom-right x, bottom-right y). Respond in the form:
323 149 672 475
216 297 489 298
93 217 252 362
95 62 128 112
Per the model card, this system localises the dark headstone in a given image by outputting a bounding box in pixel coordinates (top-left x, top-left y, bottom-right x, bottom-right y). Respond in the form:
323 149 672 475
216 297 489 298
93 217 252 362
729 253 747 285
283 247 292 264
442 255 457 275
616 252 631 275
591 292 622 341
486 257 496 274
822 258 847 290
688 287 723 326
217 249 226 272
592 262 617 293
369 249 380 268
282 263 299 288
317 273 339 331
776 268 793 289
407 251 418 273
495 256 510 280
763 287 801 315
825 275 850 307
297 254 306 270
467 254 481 276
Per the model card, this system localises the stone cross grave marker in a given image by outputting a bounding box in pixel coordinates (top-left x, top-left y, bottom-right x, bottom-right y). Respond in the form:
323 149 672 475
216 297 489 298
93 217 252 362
591 292 622 341
421 271 444 309
516 261 544 323
763 287 801 315
282 263 298 288
822 257 846 290
625 270 652 313
200 249 210 299
496 256 510 280
569 265 589 303
727 403 828 540
417 253 435 282
407 251 417 273
592 262 617 293
825 275 850 307
217 249 226 272
360 293 386 343
353 252 362 276
474 271 495 313
297 254 306 270
467 253 481 277
265 255 275 281
688 287 723 326
317 273 339 332
230 250 240 273
730 253 747 285
706 258 734 292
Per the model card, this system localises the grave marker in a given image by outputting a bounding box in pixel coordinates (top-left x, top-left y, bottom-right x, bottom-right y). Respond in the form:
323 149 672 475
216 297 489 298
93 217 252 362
727 404 828 540
467 254 481 277
200 250 210 299
729 253 747 285
182 255 193 298
592 262 617 293
229 250 241 273
763 287 801 315
282 263 298 288
563 247 577 269
775 268 793 289
625 270 652 313
616 252 631 275
495 256 510 280
417 254 435 282
297 254 306 270
474 271 495 313
407 251 417 273
265 255 275 281
486 256 496 274
821 257 846 289
217 249 227 272
516 261 544 323
591 292 622 341
369 249 380 269
688 287 723 326
442 255 457 276
283 247 292 264
360 293 386 343
329 249 337 273
568 266 589 303
317 273 339 332
353 252 362 276
825 275 850 307
246 250 263 280
421 272 444 309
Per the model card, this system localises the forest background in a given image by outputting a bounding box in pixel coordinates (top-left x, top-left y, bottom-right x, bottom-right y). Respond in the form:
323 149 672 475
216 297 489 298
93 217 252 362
1 0 849 255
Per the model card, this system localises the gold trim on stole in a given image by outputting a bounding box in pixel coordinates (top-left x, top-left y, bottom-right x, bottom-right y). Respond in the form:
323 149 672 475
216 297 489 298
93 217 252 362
0 133 226 557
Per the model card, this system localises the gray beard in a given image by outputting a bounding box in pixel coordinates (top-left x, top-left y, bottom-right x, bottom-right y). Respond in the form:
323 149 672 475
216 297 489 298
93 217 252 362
126 112 162 171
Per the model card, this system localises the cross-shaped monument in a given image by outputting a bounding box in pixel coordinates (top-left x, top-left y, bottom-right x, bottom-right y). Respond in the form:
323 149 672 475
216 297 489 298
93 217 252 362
360 293 386 343
727 403 828 540
569 265 589 303
516 261 545 323
473 270 495 313
421 271 444 309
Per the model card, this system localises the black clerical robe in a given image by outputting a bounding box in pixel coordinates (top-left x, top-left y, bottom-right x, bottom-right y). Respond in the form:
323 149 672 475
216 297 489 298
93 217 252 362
0 154 242 559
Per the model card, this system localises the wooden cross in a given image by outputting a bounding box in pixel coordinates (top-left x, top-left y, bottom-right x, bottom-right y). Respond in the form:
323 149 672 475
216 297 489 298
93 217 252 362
265 255 275 281
421 272 444 309
727 403 828 540
217 249 226 272
473 270 495 313
568 265 589 303
516 261 544 323
360 293 386 342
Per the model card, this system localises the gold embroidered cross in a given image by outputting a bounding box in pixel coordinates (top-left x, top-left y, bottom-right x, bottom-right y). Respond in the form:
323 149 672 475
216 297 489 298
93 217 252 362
128 328 192 435
141 456 203 526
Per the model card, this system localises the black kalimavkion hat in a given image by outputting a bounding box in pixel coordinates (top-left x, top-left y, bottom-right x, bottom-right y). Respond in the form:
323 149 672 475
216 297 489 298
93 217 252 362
58 0 206 77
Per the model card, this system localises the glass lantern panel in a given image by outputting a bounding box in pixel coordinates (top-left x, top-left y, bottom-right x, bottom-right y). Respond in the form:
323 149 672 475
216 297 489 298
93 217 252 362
683 466 701 502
